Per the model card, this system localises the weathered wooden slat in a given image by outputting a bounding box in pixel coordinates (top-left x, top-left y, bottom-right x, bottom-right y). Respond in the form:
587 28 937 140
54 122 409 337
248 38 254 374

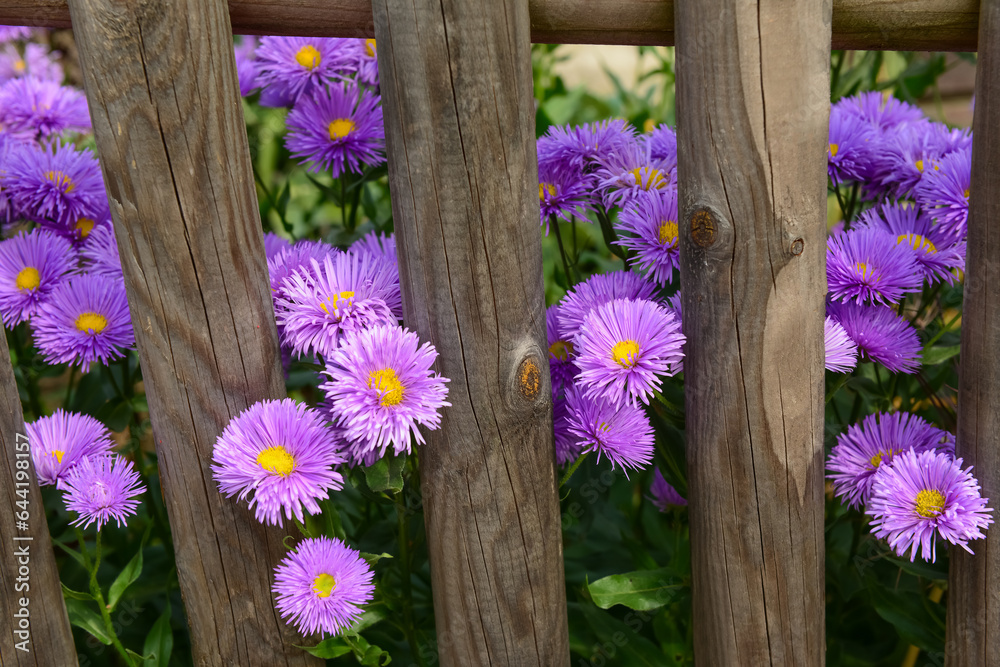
0 334 77 665
372 0 568 664
946 0 1000 663
65 0 320 664
675 0 829 664
0 0 980 50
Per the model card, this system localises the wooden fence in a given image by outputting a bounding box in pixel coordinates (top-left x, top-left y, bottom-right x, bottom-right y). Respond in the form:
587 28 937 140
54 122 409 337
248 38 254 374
0 0 996 665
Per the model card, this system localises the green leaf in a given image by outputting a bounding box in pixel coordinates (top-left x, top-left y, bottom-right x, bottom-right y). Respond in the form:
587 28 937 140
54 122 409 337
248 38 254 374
344 607 388 636
65 598 112 645
869 585 945 651
360 644 392 666
587 567 684 611
143 604 174 667
921 345 960 366
886 556 948 582
360 552 393 566
572 602 669 666
60 583 93 602
363 454 405 493
295 636 353 659
50 536 86 568
108 547 144 611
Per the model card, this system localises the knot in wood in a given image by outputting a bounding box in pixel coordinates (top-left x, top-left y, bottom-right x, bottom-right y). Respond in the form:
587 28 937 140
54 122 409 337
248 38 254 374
790 238 804 255
517 356 541 401
689 209 717 248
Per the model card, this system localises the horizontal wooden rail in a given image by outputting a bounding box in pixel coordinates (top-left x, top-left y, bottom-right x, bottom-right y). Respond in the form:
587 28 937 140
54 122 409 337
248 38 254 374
0 0 981 50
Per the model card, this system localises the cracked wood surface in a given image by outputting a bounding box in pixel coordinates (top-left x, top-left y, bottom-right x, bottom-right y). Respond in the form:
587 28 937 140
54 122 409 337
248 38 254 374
0 0 981 50
372 0 569 664
675 0 829 664
0 332 76 666
65 0 320 664
947 0 1000 663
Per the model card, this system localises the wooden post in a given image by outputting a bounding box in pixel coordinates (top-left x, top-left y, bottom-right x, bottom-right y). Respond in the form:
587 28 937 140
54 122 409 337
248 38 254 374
675 1 830 665
371 0 569 664
0 335 76 665
947 0 1000 663
65 1 320 664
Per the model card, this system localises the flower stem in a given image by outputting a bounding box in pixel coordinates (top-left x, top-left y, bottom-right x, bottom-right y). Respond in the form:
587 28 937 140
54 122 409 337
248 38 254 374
87 530 137 666
559 451 589 488
551 215 575 287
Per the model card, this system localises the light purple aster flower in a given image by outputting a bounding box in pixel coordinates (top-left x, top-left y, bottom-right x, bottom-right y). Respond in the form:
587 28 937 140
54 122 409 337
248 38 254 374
594 140 674 209
827 227 922 305
212 398 345 527
79 223 122 278
537 119 637 175
254 36 356 106
914 147 971 241
868 121 960 199
649 467 687 511
351 38 378 87
857 202 964 284
546 305 577 397
616 188 680 286
272 536 375 637
1 141 106 232
824 316 858 373
0 43 62 83
827 411 954 509
575 297 685 408
537 162 594 232
828 104 875 185
350 231 396 268
565 388 653 474
62 454 145 530
26 409 115 488
285 83 385 178
263 231 292 262
553 395 583 466
321 324 450 459
0 26 32 43
32 273 135 368
0 228 76 325
827 300 921 374
557 270 658 341
868 449 993 562
644 124 677 174
234 35 259 97
267 240 338 299
275 251 399 359
0 76 90 140
839 91 926 134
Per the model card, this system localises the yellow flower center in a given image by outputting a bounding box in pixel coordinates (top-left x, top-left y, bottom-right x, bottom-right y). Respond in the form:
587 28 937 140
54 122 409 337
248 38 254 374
611 340 640 368
657 220 678 246
964 188 970 200
868 448 900 469
312 572 336 598
365 39 376 58
538 182 557 200
51 449 65 464
295 44 321 70
15 267 39 291
829 143 839 158
642 118 656 133
897 233 937 254
368 368 404 406
915 489 947 519
256 445 296 476
328 118 355 140
75 217 96 238
74 312 108 334
855 261 875 282
319 290 356 316
915 159 924 173
45 170 74 193
549 339 573 362
13 59 25 74
628 166 666 191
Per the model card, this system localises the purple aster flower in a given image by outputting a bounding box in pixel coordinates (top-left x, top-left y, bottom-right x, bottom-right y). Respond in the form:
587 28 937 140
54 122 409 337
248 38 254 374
644 124 677 174
26 409 115 488
649 467 687 511
62 454 145 530
0 228 76 325
234 35 259 97
254 36 356 106
0 43 62 83
272 536 375 637
0 76 90 140
828 104 875 185
553 395 583 466
858 202 964 284
565 388 654 474
212 398 345 527
285 83 385 178
267 240 338 299
828 411 953 509
868 449 993 562
575 297 685 408
914 147 971 241
594 140 674 209
274 251 399 359
827 227 922 305
616 188 680 286
546 305 577 397
351 38 378 87
1 141 106 232
538 161 594 233
869 121 961 199
79 223 122 278
827 300 921 374
557 270 658 341
32 273 134 368
825 316 858 373
0 26 32 43
537 119 637 175
839 91 926 134
321 324 450 458
263 231 292 261
350 231 396 268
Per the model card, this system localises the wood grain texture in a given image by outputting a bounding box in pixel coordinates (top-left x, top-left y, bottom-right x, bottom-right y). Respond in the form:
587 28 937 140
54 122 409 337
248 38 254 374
0 334 76 666
675 0 829 664
65 0 320 664
372 0 568 664
946 0 1000 663
0 0 981 49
